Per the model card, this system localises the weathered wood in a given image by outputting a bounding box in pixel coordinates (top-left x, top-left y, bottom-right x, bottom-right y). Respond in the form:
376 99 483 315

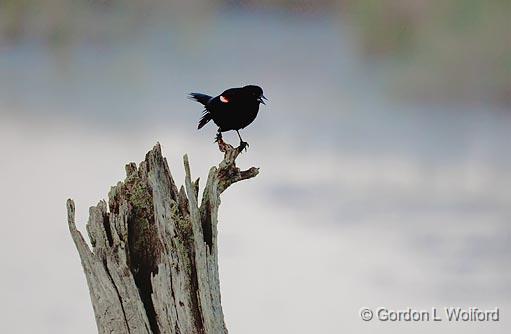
67 141 258 334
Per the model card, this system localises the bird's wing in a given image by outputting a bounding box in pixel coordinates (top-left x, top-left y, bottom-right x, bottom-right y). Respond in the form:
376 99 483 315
198 111 212 129
220 87 244 101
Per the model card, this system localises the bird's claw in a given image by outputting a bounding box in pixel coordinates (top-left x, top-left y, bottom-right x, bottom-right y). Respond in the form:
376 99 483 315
238 141 249 152
214 132 223 143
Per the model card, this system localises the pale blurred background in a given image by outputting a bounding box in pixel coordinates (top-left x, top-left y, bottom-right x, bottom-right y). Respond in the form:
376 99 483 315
0 1 510 333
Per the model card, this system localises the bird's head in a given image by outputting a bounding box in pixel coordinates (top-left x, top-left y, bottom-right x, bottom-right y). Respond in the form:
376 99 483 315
243 85 267 105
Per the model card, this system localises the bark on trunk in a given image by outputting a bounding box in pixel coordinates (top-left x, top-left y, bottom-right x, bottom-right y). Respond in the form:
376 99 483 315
67 141 258 334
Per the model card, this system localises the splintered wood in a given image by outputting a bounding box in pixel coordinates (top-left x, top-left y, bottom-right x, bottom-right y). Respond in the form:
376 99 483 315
67 142 258 334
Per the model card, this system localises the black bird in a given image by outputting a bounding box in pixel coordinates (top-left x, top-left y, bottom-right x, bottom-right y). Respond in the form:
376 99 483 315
189 85 267 150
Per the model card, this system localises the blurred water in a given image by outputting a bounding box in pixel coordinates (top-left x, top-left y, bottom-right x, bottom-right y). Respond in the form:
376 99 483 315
0 9 510 334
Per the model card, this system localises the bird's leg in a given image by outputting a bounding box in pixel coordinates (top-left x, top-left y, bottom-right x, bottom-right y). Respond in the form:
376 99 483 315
214 129 223 143
236 130 249 152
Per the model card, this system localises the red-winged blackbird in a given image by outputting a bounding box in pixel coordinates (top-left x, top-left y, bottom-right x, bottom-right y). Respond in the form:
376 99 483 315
189 85 267 150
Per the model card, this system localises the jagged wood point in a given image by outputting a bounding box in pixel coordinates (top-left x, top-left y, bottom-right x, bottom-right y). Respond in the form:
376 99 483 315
67 141 258 334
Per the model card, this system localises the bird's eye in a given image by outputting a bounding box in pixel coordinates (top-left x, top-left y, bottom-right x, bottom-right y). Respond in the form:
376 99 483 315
220 95 229 103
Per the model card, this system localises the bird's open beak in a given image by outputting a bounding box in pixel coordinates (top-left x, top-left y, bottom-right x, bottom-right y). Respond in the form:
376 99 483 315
258 95 268 105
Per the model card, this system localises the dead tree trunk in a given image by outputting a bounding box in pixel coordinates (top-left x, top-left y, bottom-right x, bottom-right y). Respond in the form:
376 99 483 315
66 141 258 334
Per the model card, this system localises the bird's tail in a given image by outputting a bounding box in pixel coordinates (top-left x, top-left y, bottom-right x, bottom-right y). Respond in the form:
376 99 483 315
198 111 212 129
189 93 212 106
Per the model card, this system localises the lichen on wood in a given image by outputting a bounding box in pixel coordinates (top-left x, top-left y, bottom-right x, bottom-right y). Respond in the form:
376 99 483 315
67 141 258 334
